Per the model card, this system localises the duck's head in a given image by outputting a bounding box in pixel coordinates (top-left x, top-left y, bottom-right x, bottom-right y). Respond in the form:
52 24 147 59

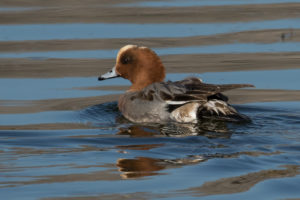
98 45 165 91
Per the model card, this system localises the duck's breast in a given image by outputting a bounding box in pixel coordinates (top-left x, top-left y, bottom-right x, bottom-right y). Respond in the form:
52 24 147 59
118 92 170 123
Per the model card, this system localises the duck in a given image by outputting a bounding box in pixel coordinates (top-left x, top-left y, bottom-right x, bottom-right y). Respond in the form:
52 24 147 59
98 45 254 123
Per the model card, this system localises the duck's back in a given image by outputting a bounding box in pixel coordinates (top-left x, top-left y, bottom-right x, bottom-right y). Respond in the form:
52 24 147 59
118 77 253 123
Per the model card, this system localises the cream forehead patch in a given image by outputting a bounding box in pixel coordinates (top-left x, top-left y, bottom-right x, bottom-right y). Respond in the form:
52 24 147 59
120 44 138 52
116 45 138 61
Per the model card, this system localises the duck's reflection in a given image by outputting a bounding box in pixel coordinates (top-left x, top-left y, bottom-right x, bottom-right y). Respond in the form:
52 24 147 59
117 125 159 137
117 155 205 179
116 150 281 180
117 157 165 179
114 114 234 179
117 119 231 138
114 121 236 179
161 120 231 138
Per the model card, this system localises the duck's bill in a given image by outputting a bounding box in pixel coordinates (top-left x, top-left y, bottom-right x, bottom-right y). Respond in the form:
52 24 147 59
98 66 120 81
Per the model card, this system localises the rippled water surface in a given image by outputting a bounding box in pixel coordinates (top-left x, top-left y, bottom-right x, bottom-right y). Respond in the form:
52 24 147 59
1 0 300 199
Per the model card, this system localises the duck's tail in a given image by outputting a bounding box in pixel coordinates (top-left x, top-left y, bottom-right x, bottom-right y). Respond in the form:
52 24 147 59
198 99 251 123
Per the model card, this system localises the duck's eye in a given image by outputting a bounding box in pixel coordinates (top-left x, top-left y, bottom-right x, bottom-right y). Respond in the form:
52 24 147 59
121 56 132 64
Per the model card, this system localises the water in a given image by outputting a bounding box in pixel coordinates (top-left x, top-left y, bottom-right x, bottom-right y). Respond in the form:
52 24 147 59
1 101 300 199
1 19 300 41
3 42 300 58
1 0 300 199
119 0 300 7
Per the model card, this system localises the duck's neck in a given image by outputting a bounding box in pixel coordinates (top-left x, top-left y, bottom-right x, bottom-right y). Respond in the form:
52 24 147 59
129 79 154 91
128 49 166 91
129 70 165 91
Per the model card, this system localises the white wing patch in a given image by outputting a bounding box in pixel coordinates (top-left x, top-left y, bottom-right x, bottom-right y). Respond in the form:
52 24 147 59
166 100 189 105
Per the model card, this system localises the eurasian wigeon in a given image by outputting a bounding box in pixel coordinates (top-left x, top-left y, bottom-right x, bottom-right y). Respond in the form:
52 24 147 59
98 45 254 123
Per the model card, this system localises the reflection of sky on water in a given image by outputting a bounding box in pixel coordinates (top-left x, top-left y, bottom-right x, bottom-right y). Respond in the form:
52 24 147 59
0 77 124 100
1 2 300 200
0 69 299 101
118 0 300 7
0 111 76 125
0 18 300 41
0 7 39 12
1 42 300 59
246 101 300 110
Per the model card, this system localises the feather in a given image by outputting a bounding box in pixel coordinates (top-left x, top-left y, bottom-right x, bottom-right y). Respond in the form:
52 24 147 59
132 77 254 106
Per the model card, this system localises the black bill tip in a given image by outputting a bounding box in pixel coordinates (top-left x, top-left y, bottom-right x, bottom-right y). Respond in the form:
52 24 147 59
98 76 105 81
98 75 120 81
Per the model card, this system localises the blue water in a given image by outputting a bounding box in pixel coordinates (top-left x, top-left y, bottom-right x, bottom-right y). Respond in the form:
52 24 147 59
0 69 299 101
0 111 76 125
1 0 300 199
0 7 39 12
0 77 123 100
1 42 300 58
118 0 300 7
1 18 300 41
1 101 300 199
